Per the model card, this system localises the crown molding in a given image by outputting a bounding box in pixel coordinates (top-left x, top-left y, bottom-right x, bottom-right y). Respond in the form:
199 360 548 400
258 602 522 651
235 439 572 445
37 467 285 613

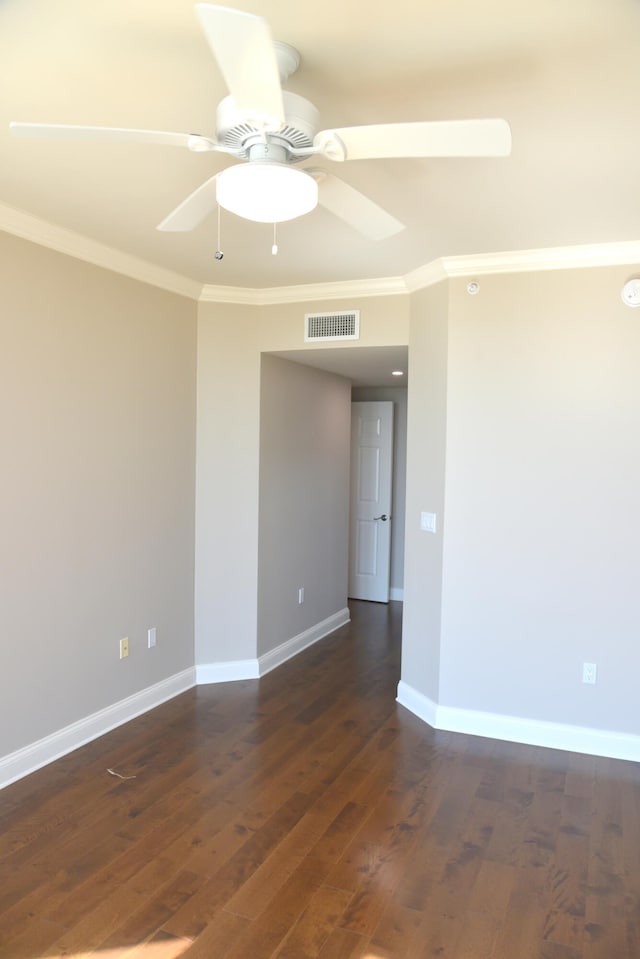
199 275 407 305
405 241 640 293
440 241 640 279
201 241 640 304
198 284 265 305
2 201 638 303
403 258 449 292
0 203 202 300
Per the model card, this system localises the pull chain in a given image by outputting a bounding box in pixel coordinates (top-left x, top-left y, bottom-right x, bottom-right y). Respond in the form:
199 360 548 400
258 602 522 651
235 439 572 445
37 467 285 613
271 222 278 256
214 204 224 260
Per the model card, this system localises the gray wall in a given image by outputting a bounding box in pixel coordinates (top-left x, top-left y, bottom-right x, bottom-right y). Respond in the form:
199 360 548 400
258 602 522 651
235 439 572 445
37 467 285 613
258 355 351 656
351 386 407 596
402 283 449 703
0 231 197 757
195 297 410 670
7 237 640 770
402 265 640 738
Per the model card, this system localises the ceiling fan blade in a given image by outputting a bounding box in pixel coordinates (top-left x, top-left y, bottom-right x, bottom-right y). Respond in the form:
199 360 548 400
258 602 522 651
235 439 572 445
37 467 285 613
157 173 220 232
9 122 218 151
195 4 284 130
315 118 512 161
308 169 405 241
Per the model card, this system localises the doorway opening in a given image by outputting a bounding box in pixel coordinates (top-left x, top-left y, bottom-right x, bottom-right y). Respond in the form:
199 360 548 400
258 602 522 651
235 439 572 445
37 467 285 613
264 345 408 608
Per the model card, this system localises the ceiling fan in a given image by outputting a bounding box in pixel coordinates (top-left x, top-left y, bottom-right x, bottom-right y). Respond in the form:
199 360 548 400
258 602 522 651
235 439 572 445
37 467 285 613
9 4 512 241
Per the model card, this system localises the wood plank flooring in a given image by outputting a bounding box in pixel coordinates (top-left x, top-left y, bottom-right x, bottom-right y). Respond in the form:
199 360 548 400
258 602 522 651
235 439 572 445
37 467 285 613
2 600 640 958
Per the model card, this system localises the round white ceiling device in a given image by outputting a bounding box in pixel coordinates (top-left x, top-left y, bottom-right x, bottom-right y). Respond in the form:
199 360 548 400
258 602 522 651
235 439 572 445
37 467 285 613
621 278 640 307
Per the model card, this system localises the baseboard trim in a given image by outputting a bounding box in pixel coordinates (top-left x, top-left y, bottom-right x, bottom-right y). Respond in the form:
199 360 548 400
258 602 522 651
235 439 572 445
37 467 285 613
258 607 351 677
2 609 353 790
389 588 404 602
396 680 439 728
196 659 260 684
197 609 351 685
396 680 640 762
0 667 197 791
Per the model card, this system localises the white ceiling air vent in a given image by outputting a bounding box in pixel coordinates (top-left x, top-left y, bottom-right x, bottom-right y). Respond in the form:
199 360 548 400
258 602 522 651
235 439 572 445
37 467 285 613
304 310 360 342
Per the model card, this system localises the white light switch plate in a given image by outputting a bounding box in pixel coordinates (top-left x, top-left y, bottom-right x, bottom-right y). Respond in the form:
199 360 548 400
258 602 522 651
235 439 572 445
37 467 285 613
420 511 437 533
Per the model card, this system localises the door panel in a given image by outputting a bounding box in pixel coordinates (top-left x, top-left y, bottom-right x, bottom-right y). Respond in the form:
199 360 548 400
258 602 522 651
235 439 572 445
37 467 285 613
349 401 394 602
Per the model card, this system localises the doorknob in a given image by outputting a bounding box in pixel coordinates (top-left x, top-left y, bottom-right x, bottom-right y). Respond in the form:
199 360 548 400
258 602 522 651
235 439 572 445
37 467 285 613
373 514 389 521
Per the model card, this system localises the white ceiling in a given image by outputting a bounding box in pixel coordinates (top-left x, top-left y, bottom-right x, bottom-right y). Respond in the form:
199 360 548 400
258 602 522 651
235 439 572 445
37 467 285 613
271 346 409 389
1 0 639 295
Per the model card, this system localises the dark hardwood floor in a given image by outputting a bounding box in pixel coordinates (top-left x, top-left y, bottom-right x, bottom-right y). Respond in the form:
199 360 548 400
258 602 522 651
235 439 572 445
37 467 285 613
2 600 640 958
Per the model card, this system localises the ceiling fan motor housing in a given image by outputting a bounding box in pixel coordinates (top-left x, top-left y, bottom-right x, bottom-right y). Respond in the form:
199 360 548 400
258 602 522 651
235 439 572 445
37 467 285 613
216 91 320 161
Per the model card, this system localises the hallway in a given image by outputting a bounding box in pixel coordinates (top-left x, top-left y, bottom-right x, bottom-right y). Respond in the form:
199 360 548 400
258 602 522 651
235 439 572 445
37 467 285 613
1 600 639 958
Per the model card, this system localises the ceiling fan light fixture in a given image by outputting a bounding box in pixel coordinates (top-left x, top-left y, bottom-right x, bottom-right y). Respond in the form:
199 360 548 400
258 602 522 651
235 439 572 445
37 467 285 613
216 163 318 223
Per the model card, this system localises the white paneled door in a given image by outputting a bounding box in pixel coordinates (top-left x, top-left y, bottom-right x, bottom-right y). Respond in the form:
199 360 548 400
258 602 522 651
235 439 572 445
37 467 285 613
349 401 394 602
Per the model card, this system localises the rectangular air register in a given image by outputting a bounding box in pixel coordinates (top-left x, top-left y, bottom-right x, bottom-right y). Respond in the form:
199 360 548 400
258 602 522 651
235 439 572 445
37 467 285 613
304 310 360 342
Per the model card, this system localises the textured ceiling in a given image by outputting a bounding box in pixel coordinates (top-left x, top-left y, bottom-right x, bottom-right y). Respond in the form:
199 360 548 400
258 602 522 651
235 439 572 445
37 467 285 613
1 0 639 292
